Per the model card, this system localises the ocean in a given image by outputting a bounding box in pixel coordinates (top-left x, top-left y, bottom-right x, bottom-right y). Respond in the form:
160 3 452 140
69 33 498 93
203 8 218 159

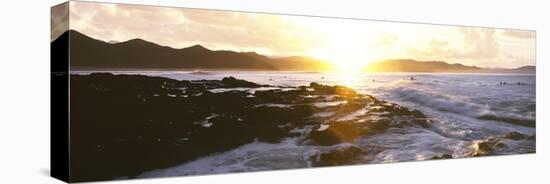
73 70 536 177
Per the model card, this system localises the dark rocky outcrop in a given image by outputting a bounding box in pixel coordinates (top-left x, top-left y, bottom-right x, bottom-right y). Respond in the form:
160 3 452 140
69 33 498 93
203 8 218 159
431 154 453 160
68 73 432 182
221 76 262 88
479 115 535 128
310 145 365 166
307 101 430 146
472 138 507 157
504 131 526 140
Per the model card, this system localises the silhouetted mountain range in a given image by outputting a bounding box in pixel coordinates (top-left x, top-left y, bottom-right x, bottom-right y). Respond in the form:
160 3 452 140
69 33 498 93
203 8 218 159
365 59 480 73
52 30 534 73
52 30 330 71
365 59 535 73
496 65 536 73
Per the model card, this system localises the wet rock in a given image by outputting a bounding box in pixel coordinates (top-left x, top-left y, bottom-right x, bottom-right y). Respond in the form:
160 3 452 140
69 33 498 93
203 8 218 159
478 115 535 128
407 118 432 128
308 122 363 146
366 117 392 131
386 104 426 118
311 145 364 166
504 131 526 140
221 76 262 88
473 138 507 157
307 118 391 146
409 109 427 118
309 82 358 98
431 154 453 160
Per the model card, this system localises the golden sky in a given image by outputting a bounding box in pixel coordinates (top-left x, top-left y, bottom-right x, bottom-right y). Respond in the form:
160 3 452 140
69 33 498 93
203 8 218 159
52 1 535 69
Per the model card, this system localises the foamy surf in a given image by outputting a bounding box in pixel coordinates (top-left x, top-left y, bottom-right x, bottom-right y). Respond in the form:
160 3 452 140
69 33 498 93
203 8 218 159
138 138 315 177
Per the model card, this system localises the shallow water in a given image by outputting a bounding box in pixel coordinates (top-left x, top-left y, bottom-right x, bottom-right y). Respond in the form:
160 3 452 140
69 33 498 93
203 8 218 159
73 70 536 177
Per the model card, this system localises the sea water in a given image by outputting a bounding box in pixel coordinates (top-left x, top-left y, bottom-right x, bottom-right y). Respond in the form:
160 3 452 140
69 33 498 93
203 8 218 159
73 71 536 177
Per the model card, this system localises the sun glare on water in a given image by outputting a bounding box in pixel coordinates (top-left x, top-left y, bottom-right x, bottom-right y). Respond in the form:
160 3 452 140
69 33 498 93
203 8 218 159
316 50 371 88
334 61 365 88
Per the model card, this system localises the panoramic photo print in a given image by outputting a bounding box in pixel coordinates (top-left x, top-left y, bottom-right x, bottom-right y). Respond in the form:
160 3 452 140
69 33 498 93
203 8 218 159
51 1 536 182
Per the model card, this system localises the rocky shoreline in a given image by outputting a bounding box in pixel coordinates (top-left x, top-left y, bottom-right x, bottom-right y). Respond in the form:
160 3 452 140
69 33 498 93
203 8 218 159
68 73 534 182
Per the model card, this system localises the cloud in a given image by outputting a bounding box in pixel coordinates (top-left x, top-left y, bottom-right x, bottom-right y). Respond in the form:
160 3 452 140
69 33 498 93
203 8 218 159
429 39 449 47
68 1 319 56
501 30 535 39
403 27 526 68
451 27 499 59
51 2 69 41
64 1 535 68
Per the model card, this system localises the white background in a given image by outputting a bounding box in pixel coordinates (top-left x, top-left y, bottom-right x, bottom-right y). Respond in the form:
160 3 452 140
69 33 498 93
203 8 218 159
0 0 547 183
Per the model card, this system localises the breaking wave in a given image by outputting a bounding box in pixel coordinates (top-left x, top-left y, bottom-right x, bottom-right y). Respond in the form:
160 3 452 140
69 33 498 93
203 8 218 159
381 79 535 128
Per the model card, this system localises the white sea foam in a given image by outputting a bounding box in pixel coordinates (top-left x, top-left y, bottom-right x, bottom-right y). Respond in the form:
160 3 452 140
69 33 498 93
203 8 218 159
138 138 318 178
337 107 369 121
254 104 292 108
388 85 490 117
208 87 293 94
313 100 347 108
194 114 219 128
379 78 535 127
317 124 330 131
312 111 335 118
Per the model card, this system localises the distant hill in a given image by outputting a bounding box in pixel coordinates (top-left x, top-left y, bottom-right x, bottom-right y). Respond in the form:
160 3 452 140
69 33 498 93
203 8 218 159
269 56 334 71
365 59 481 73
501 65 536 73
239 52 333 71
52 30 330 71
52 30 534 73
365 59 535 73
57 30 275 70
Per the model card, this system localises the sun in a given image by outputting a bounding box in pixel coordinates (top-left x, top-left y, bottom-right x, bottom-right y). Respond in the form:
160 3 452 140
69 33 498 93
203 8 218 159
307 36 373 87
308 47 369 87
286 15 380 87
297 18 375 73
307 39 372 87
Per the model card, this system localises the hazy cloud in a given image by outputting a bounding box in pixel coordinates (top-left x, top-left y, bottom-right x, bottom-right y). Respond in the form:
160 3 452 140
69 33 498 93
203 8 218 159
51 2 69 41
63 1 535 68
501 30 535 39
452 27 499 59
68 2 319 56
